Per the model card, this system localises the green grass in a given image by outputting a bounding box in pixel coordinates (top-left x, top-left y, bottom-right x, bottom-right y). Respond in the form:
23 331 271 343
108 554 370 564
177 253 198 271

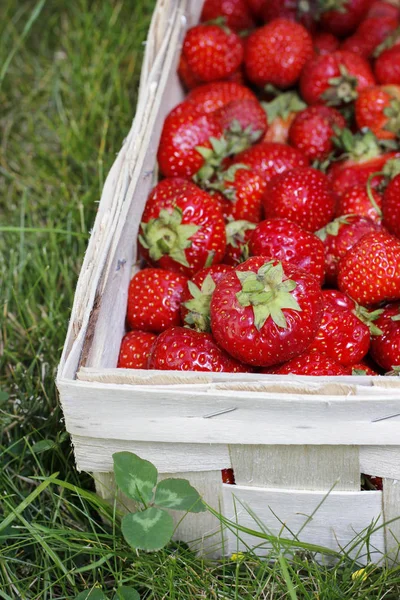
1 1 400 598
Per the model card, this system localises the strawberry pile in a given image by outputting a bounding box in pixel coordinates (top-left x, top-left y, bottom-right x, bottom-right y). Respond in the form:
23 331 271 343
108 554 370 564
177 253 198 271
118 0 400 377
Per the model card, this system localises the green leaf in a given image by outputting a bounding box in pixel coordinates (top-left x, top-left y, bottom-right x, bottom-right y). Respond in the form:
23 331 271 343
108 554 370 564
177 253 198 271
154 478 206 513
0 390 9 405
75 590 106 600
113 452 157 505
121 507 174 551
32 439 57 454
113 587 141 600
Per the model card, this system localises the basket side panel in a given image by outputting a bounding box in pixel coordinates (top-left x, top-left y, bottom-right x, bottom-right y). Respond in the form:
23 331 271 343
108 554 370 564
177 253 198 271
360 447 400 480
230 445 360 491
383 478 400 564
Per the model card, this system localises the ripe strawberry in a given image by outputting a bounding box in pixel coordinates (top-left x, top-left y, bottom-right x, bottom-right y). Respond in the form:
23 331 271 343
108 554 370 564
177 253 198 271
262 91 306 144
313 32 340 55
367 1 400 20
157 103 226 180
223 219 256 265
327 128 399 196
318 0 371 37
355 85 400 140
383 171 400 238
300 50 375 106
210 256 324 367
207 164 267 222
178 54 203 90
316 215 381 285
200 0 255 31
262 167 336 233
261 0 316 32
117 330 157 369
248 218 326 284
348 363 379 375
126 269 188 333
214 98 268 150
245 19 313 89
308 289 381 366
147 326 251 372
338 231 400 305
268 352 348 375
180 24 244 84
186 81 256 114
138 178 226 278
375 42 400 85
341 16 399 59
289 105 346 162
247 0 265 19
370 303 400 371
232 142 309 185
336 185 383 223
181 264 234 332
221 469 235 484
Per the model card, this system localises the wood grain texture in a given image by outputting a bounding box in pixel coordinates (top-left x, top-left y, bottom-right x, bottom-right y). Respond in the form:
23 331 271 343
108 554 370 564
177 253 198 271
72 436 230 473
230 446 360 491
223 484 384 564
383 479 400 564
360 448 400 480
95 470 226 558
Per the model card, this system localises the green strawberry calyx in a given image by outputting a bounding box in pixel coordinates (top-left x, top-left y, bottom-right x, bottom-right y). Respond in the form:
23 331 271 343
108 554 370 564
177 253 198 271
315 215 354 241
374 26 400 57
224 119 263 154
354 305 383 336
195 136 231 186
352 368 368 375
207 164 249 202
183 275 216 332
323 65 359 106
332 128 383 162
385 366 400 376
318 0 347 15
235 261 302 331
139 207 199 268
226 219 256 247
383 97 400 136
261 92 306 123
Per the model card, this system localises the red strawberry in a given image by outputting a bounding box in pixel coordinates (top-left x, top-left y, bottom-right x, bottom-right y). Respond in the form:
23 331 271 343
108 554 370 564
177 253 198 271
355 85 400 140
221 469 235 484
262 91 307 144
147 326 251 372
178 54 203 90
200 0 255 31
186 81 256 114
367 1 400 20
232 142 309 185
348 363 379 375
269 351 348 375
262 167 336 233
210 256 323 367
180 24 244 84
289 105 346 162
245 19 313 89
383 171 400 237
318 0 371 37
248 218 326 284
375 42 400 85
126 269 188 333
261 0 316 32
157 103 226 180
336 185 383 223
138 178 226 277
370 302 400 371
308 289 381 366
300 50 375 106
181 264 234 331
214 98 268 150
338 231 400 305
341 16 399 59
327 128 399 196
223 219 256 266
313 32 340 55
207 164 267 222
247 0 265 19
117 330 157 369
316 215 380 285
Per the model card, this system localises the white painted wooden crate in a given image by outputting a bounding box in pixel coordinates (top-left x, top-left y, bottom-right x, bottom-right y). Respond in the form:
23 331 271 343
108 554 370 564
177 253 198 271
57 0 400 563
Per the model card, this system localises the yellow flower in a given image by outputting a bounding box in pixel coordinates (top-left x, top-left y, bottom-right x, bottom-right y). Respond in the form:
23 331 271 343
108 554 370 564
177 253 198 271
231 552 245 562
352 568 368 582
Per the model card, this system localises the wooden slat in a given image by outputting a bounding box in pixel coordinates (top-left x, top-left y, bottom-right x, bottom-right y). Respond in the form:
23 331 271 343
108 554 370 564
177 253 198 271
59 379 400 446
383 478 400 564
360 448 400 480
95 470 225 558
223 484 384 564
230 446 360 491
72 436 230 473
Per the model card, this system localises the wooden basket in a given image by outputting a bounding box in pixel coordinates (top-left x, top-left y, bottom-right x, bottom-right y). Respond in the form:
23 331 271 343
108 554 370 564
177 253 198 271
57 0 400 562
